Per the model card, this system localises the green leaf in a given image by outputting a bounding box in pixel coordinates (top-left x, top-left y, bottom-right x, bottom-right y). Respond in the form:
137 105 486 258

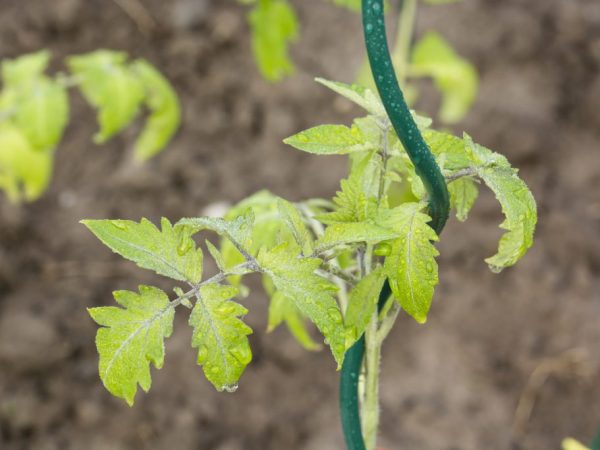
248 0 298 81
411 32 478 123
316 221 400 253
476 165 536 272
423 129 472 171
216 191 284 287
190 284 252 392
277 199 314 255
205 240 227 272
317 174 378 225
284 124 373 155
0 124 53 202
131 59 181 161
345 267 386 344
315 78 385 116
14 77 69 151
1 50 51 88
81 217 203 283
264 276 321 351
382 203 439 323
88 285 175 406
178 211 254 254
258 243 346 366
67 50 145 143
448 177 478 222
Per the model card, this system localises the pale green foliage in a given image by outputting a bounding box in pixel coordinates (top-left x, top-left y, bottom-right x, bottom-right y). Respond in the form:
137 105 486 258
345 267 386 343
178 212 254 255
1 50 50 88
316 221 400 253
248 0 298 81
477 165 536 272
411 32 478 123
329 0 361 11
0 49 180 202
316 78 385 116
284 124 373 155
13 77 69 151
190 284 253 392
81 218 203 283
424 129 537 272
448 177 478 222
277 199 314 255
318 174 378 225
264 276 321 351
562 439 591 450
68 50 145 143
382 203 439 323
131 60 181 161
258 243 346 366
211 193 321 351
88 285 175 406
85 77 537 406
0 124 52 202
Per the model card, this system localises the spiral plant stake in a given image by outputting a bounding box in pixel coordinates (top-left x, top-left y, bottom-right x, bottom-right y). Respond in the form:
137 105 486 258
340 1 449 448
63 0 538 449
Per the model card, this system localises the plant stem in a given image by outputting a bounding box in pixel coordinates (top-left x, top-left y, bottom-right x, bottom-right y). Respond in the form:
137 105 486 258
392 0 418 86
362 314 382 450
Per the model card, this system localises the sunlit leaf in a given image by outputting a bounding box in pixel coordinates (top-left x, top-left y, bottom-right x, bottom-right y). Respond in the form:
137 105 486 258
68 50 144 143
88 285 175 406
248 0 298 81
81 217 203 283
258 243 345 367
382 203 439 323
190 284 252 392
411 32 478 123
131 59 181 161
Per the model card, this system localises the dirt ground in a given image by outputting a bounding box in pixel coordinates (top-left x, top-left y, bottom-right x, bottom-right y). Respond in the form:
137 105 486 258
0 0 599 449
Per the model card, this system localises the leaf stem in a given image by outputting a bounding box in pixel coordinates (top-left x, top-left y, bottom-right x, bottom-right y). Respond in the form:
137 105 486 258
173 261 256 307
362 314 381 450
445 167 477 183
392 0 418 86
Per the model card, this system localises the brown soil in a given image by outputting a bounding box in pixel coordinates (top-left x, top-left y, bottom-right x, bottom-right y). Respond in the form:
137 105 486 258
0 0 599 449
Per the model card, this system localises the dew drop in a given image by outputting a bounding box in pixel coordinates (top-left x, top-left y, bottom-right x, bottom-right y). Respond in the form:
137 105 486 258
372 2 381 11
229 345 252 365
374 242 392 256
177 238 192 256
217 302 235 315
197 345 209 364
110 220 127 230
366 23 374 33
327 307 343 324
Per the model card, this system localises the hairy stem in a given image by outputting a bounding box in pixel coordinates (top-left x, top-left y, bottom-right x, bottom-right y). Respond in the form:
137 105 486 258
362 314 382 450
392 0 418 86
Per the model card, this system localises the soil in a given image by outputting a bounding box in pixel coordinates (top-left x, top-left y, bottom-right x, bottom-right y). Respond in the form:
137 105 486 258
0 0 599 449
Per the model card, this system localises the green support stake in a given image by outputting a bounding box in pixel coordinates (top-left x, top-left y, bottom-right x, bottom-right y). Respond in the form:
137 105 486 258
591 426 600 450
339 1 450 449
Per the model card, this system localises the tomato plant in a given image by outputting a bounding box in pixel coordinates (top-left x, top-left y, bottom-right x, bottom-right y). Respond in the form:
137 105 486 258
0 50 180 202
81 3 538 450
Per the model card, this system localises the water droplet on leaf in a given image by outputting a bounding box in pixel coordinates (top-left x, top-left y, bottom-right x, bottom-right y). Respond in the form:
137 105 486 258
197 345 208 364
110 220 127 230
327 307 343 325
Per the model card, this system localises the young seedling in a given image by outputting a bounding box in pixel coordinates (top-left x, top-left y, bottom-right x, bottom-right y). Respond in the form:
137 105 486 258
239 0 478 124
0 50 180 202
83 1 537 449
